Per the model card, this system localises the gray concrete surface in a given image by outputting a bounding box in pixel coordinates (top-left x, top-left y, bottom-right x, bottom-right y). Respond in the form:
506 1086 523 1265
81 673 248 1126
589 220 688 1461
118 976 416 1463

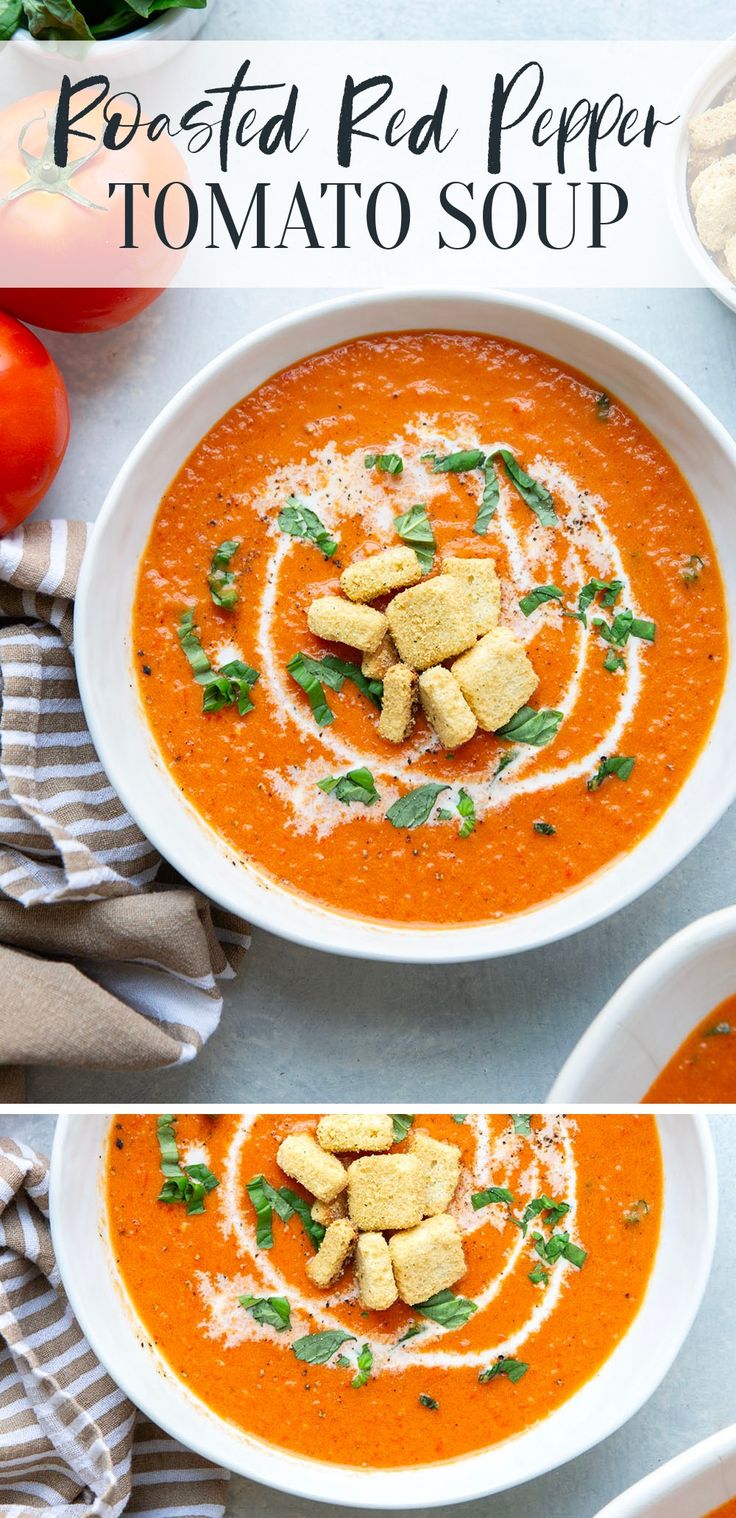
7 1112 736 1518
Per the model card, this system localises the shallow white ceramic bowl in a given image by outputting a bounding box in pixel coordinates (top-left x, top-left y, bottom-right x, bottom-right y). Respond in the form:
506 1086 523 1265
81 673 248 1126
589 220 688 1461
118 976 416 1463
50 1112 717 1510
669 36 736 315
595 1424 736 1518
75 288 736 962
549 906 736 1102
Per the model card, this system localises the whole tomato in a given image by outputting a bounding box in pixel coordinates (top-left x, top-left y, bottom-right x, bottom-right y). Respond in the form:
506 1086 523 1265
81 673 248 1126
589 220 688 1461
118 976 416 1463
0 90 187 333
0 311 70 531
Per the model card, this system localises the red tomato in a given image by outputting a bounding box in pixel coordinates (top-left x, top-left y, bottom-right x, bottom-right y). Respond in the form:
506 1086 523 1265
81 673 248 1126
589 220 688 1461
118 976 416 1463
0 311 70 531
0 91 187 333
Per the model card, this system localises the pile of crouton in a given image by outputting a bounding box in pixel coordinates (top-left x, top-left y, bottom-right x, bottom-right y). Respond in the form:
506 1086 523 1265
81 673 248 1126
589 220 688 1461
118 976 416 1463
688 84 736 283
276 1115 466 1310
307 547 538 750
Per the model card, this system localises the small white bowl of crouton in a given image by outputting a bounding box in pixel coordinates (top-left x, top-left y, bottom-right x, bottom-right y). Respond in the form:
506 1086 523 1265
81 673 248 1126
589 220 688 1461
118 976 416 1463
672 36 736 313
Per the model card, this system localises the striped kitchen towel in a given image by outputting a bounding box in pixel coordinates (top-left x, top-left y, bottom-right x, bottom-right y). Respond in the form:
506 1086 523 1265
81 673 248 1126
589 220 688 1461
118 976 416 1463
0 1138 229 1515
0 522 250 1098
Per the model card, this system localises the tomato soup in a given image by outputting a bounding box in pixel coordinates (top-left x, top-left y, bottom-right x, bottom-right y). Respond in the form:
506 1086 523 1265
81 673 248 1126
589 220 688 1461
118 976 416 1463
644 994 736 1103
107 1112 662 1469
705 1501 736 1518
132 332 726 927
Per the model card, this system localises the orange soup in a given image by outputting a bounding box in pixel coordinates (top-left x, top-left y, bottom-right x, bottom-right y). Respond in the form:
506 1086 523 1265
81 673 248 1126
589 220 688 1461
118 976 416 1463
705 1501 736 1518
133 332 726 927
644 994 736 1103
107 1112 662 1469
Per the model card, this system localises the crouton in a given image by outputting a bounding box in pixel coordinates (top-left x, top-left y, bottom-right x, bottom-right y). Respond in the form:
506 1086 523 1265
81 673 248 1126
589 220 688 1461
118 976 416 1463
408 1131 462 1216
307 596 387 653
442 557 501 636
306 1218 357 1288
348 1154 425 1230
311 1195 348 1226
317 1113 395 1153
341 547 422 603
389 1214 467 1306
691 153 736 207
362 633 399 681
418 667 477 750
355 1233 398 1311
386 578 477 670
452 627 538 732
689 100 736 153
378 663 417 743
694 176 736 252
277 1133 348 1203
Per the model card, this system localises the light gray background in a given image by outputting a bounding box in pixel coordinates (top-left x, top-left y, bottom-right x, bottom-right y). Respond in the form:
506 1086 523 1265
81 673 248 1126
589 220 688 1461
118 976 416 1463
22 0 736 1104
7 1111 736 1518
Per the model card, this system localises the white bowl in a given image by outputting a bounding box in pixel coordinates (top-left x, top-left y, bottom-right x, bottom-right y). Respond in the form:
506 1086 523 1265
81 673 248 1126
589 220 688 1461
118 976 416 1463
669 36 736 316
549 906 736 1102
595 1424 736 1518
74 288 736 963
10 0 214 75
50 1112 718 1510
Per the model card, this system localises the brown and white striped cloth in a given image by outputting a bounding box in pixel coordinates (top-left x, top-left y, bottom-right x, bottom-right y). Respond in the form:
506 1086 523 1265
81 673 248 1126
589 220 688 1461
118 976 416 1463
0 1139 229 1515
0 522 250 1100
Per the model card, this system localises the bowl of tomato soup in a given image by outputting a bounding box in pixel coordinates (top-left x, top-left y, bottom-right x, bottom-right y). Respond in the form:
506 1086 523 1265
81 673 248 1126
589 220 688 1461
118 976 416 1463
50 1110 716 1508
595 1425 736 1518
75 290 736 961
549 906 736 1103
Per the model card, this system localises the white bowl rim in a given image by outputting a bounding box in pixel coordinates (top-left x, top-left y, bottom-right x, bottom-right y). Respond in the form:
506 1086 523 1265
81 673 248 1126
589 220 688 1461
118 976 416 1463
594 1421 736 1518
74 285 736 964
668 33 736 315
49 1112 719 1510
548 905 736 1101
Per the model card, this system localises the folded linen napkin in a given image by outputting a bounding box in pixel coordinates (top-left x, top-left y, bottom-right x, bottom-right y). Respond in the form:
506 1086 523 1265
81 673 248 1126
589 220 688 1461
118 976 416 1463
0 1138 229 1516
0 521 250 1100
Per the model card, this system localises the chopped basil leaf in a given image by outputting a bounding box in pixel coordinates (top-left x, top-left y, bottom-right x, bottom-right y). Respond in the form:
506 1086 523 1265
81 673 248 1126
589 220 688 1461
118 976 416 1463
436 808 453 821
529 1262 548 1285
318 768 380 807
533 820 556 836
416 1289 478 1329
519 584 563 617
419 1393 440 1410
365 452 403 474
177 611 259 716
707 1022 732 1036
595 392 611 421
287 652 335 727
576 578 623 627
391 1114 415 1141
386 783 450 830
177 609 210 676
472 1186 515 1210
562 1240 587 1268
604 650 626 673
246 1174 275 1248
278 497 338 559
682 553 705 586
532 1229 586 1268
334 1355 351 1368
208 539 240 609
512 1114 532 1136
430 448 485 473
587 754 635 791
457 787 476 838
452 1114 467 1123
319 653 383 708
492 449 557 528
493 749 518 778
397 1322 427 1344
594 608 655 646
479 1357 529 1384
394 503 436 572
351 1343 373 1388
239 1294 291 1331
291 1330 356 1365
278 1188 326 1250
623 1198 650 1226
155 1115 218 1216
496 706 563 747
475 457 500 533
261 1178 295 1223
517 1195 570 1234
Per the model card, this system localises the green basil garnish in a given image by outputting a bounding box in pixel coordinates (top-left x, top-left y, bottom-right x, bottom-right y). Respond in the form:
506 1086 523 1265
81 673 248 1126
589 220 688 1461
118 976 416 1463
587 755 635 791
351 1343 373 1388
475 458 500 534
472 1186 515 1210
492 449 557 527
365 452 403 474
278 498 338 559
528 1262 548 1285
208 539 240 609
532 1230 586 1268
419 1393 440 1410
572 578 623 628
452 1114 467 1123
287 652 335 727
512 1114 532 1136
318 654 383 708
155 1115 219 1216
682 554 704 586
177 610 259 715
394 503 436 572
386 783 450 830
391 1114 415 1141
238 1294 291 1331
291 1330 356 1365
533 820 556 835
519 585 563 617
594 609 655 646
246 1174 275 1248
595 392 611 421
707 1022 732 1036
457 787 476 838
496 707 563 746
479 1357 529 1384
318 768 380 807
429 448 485 473
515 1195 570 1235
277 1187 326 1249
603 650 626 673
416 1289 478 1329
